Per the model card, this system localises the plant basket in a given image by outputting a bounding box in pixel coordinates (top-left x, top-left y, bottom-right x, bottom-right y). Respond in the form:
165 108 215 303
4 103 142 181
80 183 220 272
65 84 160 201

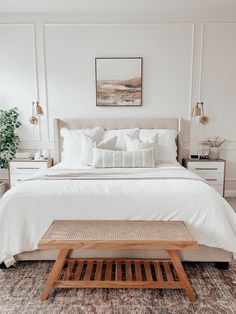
0 181 6 198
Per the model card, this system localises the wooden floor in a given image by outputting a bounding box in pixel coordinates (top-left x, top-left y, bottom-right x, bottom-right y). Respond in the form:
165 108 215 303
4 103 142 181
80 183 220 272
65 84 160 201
225 197 236 211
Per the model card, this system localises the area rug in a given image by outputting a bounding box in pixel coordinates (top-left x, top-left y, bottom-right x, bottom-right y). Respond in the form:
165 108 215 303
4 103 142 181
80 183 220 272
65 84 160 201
0 261 235 314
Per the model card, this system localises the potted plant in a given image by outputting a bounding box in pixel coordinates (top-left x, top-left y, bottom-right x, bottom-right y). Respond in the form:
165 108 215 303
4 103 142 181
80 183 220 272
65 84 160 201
0 108 21 195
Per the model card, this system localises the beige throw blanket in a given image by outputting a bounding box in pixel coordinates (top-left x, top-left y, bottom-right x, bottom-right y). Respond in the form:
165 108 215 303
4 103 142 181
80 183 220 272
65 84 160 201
26 167 209 184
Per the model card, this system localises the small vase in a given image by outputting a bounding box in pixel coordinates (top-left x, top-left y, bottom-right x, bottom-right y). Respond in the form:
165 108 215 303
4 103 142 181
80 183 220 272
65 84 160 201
209 146 220 160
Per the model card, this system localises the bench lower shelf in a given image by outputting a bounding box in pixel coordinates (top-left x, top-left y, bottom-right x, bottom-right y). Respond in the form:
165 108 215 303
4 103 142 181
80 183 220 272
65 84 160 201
41 249 197 302
56 258 183 289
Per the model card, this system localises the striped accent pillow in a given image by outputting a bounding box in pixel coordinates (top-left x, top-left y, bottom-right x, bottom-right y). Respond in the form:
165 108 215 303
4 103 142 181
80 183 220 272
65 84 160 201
93 148 155 168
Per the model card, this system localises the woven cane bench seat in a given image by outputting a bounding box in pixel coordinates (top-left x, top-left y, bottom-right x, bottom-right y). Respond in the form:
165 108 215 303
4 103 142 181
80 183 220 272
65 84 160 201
39 220 198 302
39 220 197 250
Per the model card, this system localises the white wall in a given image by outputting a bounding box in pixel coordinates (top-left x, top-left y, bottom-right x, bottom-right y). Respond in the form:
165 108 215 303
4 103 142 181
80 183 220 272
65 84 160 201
0 14 236 194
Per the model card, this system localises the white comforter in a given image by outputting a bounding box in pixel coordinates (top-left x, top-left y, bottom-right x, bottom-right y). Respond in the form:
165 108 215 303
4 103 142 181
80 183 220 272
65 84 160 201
0 163 236 266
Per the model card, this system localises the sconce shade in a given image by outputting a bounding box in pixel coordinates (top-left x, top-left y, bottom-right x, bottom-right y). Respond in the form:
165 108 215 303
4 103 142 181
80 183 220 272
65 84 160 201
192 104 202 116
35 102 44 116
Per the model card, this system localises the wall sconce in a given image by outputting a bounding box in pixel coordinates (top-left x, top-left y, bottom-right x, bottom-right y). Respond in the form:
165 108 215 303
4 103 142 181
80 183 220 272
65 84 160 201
29 101 44 124
192 102 209 125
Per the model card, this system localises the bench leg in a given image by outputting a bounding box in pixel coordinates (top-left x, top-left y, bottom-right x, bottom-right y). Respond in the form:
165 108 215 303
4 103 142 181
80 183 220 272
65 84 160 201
167 250 197 302
41 249 69 302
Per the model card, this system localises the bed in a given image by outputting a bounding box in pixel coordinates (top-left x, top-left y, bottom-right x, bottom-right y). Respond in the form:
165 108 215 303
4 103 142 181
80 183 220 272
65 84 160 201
0 118 235 267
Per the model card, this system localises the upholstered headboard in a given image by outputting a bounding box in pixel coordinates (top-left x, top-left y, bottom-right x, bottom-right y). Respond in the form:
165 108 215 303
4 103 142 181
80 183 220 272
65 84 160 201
53 118 184 164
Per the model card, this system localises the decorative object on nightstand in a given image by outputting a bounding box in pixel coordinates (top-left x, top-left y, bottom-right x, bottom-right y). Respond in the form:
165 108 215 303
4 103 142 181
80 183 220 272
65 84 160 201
9 159 52 188
29 101 44 125
183 158 225 196
191 102 209 125
202 137 225 160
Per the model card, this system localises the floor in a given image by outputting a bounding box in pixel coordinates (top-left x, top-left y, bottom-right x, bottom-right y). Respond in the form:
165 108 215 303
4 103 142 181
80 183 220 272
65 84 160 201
0 261 235 314
226 197 236 210
0 198 235 314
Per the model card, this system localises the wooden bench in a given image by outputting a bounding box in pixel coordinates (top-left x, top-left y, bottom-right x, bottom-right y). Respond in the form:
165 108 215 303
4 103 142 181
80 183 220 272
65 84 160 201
38 220 198 302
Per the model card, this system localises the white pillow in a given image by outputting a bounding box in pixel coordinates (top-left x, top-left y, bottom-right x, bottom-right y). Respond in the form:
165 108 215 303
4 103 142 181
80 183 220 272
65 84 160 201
96 137 118 149
79 134 117 165
93 147 155 168
102 128 139 150
125 134 159 163
139 129 178 163
60 127 104 164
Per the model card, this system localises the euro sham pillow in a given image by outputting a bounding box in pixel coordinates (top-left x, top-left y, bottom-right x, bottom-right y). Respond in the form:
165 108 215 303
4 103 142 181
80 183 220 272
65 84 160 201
102 128 139 151
93 147 155 168
79 134 117 165
139 129 178 163
125 134 159 163
60 127 104 164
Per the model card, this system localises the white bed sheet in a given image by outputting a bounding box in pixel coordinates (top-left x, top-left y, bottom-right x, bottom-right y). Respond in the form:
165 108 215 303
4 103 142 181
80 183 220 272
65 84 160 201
0 162 236 266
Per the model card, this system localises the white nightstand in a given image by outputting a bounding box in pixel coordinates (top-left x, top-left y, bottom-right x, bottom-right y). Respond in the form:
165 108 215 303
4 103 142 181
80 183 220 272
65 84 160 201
183 158 225 196
9 159 52 188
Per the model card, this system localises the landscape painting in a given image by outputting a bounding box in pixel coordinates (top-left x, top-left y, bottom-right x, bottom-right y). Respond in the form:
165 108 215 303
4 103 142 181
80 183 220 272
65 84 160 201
96 58 143 106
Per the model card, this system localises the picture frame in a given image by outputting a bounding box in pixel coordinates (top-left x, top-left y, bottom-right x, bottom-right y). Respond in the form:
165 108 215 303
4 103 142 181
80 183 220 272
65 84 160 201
95 57 143 107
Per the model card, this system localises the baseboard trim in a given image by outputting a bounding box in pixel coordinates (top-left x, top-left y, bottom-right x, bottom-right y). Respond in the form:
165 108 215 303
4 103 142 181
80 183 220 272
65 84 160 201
225 190 236 197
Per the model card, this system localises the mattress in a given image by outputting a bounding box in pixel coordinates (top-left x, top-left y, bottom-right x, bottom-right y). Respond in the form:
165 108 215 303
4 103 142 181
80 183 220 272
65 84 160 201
0 162 236 267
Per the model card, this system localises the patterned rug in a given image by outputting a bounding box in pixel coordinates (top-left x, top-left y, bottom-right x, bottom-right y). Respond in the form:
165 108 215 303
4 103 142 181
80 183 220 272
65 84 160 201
0 261 235 314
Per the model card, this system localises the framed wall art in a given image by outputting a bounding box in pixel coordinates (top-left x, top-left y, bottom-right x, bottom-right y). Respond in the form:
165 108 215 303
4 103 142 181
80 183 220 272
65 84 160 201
95 57 143 107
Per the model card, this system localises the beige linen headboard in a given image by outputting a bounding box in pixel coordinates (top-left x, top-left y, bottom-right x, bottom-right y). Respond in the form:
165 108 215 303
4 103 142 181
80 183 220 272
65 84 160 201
53 118 184 164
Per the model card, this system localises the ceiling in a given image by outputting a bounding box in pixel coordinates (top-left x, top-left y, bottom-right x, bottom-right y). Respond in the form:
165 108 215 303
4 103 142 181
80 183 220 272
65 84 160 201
0 0 236 17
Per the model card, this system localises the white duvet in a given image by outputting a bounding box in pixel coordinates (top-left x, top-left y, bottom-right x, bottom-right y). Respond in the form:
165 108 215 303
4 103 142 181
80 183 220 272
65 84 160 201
0 163 236 266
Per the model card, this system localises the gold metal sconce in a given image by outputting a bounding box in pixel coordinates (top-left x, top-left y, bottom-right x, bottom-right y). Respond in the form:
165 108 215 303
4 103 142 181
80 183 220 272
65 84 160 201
29 101 44 124
192 102 209 125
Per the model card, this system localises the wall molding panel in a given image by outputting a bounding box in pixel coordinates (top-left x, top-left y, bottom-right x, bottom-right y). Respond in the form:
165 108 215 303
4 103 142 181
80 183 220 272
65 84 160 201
0 23 41 143
43 22 194 142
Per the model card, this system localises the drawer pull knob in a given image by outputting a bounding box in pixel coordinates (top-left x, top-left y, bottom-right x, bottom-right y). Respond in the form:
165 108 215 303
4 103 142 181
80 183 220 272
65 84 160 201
195 167 218 170
206 179 217 182
16 167 40 170
17 179 22 182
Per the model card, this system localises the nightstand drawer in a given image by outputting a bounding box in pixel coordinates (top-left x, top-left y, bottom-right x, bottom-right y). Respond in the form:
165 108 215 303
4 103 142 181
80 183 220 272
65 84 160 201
188 161 224 173
200 173 224 185
10 173 34 187
10 161 48 174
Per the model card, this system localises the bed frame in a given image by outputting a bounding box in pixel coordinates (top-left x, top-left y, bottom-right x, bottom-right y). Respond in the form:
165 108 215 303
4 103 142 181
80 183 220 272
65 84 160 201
15 117 233 265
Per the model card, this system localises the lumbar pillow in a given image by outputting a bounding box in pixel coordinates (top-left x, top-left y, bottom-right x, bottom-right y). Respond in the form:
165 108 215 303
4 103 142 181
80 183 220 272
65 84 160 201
125 134 158 163
93 147 155 168
79 134 117 165
60 127 104 164
102 128 139 150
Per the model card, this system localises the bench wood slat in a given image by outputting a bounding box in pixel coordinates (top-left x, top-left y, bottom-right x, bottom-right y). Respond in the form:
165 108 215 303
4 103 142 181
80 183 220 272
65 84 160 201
94 261 103 281
74 261 84 281
84 261 94 281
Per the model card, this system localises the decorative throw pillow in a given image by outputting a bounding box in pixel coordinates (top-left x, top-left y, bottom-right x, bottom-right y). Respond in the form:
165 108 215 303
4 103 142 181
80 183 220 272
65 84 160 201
125 134 159 163
102 128 139 151
96 136 118 150
60 127 104 164
79 134 117 165
93 147 155 168
139 129 177 163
